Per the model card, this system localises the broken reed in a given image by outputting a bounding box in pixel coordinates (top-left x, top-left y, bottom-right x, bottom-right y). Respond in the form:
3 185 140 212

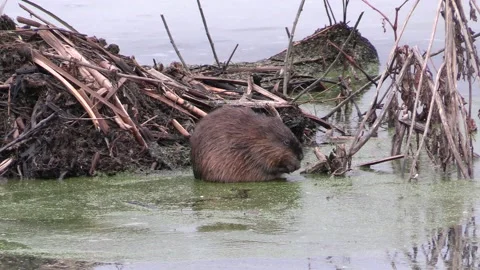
348 0 478 179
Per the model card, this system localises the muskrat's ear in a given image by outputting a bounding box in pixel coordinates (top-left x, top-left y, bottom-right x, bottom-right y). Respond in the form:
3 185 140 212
283 140 290 146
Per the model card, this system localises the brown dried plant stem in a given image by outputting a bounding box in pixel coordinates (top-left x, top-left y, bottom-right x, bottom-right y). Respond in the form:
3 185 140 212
283 0 306 96
472 0 480 14
412 49 470 178
347 0 420 158
160 14 189 71
408 63 445 180
447 0 475 176
196 0 221 68
402 0 442 179
348 51 412 161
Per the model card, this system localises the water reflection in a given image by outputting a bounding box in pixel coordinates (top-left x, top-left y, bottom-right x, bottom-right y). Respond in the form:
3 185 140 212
190 180 302 234
0 173 479 269
392 215 480 269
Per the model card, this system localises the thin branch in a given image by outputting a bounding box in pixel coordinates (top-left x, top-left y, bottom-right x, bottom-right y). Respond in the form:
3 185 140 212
402 0 443 178
0 113 56 154
361 0 394 30
20 0 78 32
325 0 337 24
285 27 291 39
412 49 470 178
224 43 239 71
323 0 333 25
196 0 221 68
160 14 189 72
342 0 350 23
283 0 306 96
347 0 420 158
408 63 445 179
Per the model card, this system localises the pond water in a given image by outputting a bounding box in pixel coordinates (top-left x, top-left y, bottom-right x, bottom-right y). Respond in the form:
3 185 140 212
3 0 480 269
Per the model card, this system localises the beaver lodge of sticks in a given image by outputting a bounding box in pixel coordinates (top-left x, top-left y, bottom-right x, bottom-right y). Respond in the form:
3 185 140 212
0 0 380 180
1 0 478 181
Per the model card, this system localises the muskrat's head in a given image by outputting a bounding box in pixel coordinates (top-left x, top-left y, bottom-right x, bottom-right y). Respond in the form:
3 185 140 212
258 117 304 175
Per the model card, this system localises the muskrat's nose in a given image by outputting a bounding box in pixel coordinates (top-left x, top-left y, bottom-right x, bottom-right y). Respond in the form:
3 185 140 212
293 160 301 171
287 159 301 172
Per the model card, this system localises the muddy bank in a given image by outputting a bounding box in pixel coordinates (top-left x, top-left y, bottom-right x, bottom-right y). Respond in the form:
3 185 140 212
0 12 378 179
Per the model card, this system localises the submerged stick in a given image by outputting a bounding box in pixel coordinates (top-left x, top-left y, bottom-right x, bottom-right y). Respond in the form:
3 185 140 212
357 154 404 167
196 0 221 68
283 0 306 96
160 14 189 71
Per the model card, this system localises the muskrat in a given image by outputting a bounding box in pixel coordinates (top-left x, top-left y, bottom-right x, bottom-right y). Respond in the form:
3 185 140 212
190 106 303 182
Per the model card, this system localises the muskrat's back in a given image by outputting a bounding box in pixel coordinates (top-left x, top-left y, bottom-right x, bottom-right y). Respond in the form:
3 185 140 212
190 106 303 182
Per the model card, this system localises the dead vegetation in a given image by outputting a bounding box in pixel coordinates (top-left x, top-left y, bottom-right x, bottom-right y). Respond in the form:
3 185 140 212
2 0 475 181
345 0 480 179
1 0 380 179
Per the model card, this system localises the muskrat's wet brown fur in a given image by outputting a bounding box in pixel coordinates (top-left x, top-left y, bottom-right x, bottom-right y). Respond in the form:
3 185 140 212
190 106 303 182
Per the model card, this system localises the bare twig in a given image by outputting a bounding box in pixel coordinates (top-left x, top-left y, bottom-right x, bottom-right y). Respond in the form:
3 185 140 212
18 3 56 27
472 0 480 14
20 0 78 32
196 0 221 68
412 49 470 178
361 0 394 34
283 0 306 96
0 0 8 15
324 0 337 24
348 52 412 158
348 0 420 158
403 0 443 179
358 154 404 167
224 43 239 70
408 63 445 179
285 27 291 39
0 113 56 154
160 14 189 71
323 0 333 25
342 0 350 23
